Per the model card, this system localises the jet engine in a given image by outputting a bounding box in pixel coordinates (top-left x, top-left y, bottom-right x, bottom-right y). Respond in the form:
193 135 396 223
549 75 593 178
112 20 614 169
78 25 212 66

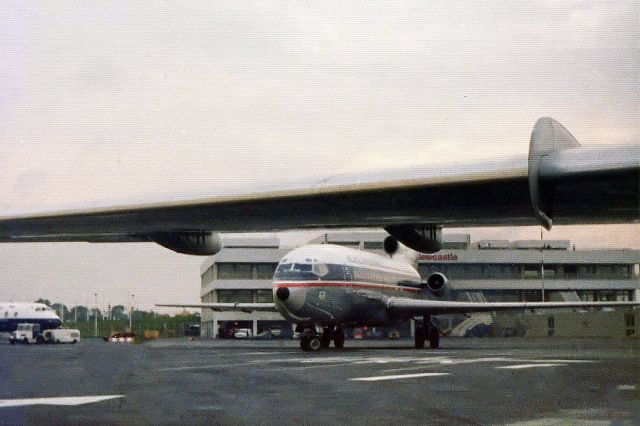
385 225 442 254
424 272 448 296
148 232 222 256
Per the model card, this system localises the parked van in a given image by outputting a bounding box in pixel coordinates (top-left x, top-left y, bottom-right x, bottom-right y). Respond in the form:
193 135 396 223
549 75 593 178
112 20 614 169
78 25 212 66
43 328 80 344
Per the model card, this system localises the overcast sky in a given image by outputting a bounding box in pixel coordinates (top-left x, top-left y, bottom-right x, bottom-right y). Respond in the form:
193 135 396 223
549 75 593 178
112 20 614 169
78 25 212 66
0 2 638 311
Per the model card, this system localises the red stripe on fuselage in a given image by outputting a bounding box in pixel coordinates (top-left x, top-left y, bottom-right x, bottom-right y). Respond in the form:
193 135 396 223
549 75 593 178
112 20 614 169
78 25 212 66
273 281 421 293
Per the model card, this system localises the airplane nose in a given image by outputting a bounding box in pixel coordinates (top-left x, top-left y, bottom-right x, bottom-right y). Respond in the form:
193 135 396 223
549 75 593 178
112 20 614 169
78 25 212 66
273 286 306 319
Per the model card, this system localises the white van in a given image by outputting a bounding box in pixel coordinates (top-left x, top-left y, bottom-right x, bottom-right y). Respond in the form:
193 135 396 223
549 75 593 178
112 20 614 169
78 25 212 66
43 328 81 344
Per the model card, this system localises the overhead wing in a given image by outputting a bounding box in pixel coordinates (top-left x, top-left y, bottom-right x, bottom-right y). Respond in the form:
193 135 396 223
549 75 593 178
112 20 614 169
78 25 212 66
1 118 637 254
386 298 640 316
156 303 278 313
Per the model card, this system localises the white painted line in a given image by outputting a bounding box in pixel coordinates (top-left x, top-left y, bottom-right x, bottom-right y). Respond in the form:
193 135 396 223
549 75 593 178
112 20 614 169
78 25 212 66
349 372 450 382
616 384 636 391
497 363 567 370
516 359 596 364
0 395 123 408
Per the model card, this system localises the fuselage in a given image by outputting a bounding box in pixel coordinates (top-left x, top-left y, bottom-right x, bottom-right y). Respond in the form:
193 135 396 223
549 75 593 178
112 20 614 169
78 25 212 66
0 303 63 333
273 244 422 327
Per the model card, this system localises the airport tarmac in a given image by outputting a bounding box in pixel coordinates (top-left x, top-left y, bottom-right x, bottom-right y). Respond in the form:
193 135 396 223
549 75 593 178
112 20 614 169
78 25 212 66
1 338 638 425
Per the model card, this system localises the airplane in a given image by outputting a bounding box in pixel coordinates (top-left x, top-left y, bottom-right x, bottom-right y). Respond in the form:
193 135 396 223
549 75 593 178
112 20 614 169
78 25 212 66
157 243 640 352
0 117 637 256
0 303 63 334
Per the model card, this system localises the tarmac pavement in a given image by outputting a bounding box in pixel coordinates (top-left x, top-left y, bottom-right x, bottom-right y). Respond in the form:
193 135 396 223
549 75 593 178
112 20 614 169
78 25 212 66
1 337 638 425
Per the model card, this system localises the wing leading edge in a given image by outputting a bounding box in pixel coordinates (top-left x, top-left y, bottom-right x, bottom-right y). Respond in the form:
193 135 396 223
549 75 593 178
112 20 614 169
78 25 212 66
0 118 637 252
386 298 640 316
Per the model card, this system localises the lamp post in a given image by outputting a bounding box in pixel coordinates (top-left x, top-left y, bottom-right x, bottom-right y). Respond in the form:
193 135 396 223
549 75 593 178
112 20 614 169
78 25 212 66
540 228 545 302
130 294 135 332
94 293 98 337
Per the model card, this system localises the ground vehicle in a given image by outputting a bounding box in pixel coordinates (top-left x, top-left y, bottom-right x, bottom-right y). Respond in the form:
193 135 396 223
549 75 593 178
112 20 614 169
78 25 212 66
234 328 252 339
10 323 44 344
9 323 79 344
43 328 80 344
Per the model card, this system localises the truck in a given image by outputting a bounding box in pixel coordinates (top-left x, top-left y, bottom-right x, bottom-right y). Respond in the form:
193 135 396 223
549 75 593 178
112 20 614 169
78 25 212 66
9 323 80 344
43 328 80 344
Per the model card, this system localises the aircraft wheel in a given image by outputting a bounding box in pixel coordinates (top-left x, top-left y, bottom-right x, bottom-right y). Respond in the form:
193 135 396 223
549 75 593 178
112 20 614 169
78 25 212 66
414 327 425 349
72 340 77 344
428 326 440 349
9 339 15 345
307 337 322 352
22 338 29 344
333 329 345 349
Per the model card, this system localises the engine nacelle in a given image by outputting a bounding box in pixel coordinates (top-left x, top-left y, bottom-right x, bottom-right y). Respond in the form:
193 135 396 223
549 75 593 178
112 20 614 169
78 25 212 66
424 272 448 296
385 225 442 254
149 232 222 256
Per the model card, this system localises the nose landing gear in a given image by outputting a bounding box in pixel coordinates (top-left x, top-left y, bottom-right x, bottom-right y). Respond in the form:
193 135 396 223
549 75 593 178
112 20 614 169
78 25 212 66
300 326 346 352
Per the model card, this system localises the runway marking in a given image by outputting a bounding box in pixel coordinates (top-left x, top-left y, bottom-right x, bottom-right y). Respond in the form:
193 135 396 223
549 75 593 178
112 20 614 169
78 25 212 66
497 363 567 370
161 357 309 371
350 372 450 382
616 384 636 391
0 395 123 408
516 359 595 364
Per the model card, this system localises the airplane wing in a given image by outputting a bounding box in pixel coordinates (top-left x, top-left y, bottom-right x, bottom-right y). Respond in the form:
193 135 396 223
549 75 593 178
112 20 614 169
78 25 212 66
1 118 637 254
156 303 278 313
386 298 640 316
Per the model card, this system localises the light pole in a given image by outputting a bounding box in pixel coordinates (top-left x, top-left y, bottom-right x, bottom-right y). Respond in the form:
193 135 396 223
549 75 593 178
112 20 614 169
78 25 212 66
94 293 98 337
130 294 135 332
540 228 545 302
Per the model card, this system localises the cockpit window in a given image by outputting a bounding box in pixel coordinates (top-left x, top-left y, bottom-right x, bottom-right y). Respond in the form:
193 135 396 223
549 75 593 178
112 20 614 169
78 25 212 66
274 263 320 281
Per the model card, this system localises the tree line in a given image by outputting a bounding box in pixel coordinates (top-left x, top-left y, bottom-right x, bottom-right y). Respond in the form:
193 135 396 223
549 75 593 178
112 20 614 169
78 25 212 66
34 299 200 338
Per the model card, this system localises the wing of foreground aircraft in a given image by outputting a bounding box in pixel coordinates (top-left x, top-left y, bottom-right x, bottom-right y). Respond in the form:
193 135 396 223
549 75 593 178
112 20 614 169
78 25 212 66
156 303 277 313
1 117 637 255
386 298 640 315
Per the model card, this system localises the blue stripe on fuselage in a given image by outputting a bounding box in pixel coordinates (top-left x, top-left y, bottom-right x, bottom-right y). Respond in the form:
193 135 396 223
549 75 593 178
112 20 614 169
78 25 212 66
0 318 63 333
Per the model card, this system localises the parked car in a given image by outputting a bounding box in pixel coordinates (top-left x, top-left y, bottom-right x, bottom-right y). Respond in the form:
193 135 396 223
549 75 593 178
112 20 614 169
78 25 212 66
234 328 252 339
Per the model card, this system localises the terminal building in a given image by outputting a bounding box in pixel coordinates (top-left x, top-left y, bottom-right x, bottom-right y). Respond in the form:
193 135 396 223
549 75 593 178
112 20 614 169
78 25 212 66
199 232 640 339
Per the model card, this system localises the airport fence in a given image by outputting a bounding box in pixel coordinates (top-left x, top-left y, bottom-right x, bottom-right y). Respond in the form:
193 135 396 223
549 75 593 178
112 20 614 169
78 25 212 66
62 315 201 339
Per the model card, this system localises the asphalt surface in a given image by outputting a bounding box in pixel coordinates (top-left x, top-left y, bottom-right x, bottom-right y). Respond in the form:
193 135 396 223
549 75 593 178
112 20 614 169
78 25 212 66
1 337 639 425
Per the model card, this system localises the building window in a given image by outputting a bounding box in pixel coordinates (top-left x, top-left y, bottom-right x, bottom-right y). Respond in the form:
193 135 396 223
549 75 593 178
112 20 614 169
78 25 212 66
363 242 384 250
523 265 540 278
564 265 578 279
256 290 273 303
217 263 253 279
216 290 253 303
256 264 278 279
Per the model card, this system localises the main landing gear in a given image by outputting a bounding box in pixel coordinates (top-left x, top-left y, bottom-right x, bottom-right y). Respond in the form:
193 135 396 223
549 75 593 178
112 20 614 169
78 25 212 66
300 326 345 352
415 317 440 349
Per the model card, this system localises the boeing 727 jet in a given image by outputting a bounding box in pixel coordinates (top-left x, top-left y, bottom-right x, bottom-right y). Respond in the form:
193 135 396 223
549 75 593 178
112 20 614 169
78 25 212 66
158 243 640 351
